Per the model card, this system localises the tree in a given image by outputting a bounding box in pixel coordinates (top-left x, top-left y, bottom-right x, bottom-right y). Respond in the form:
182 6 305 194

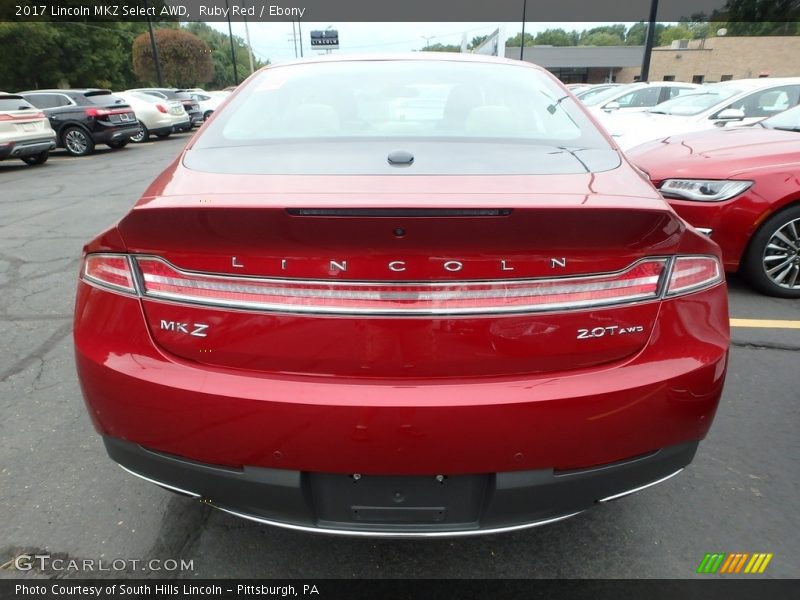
505 32 536 47
625 22 668 45
709 0 800 35
468 35 489 50
184 22 268 88
580 24 626 45
581 32 625 46
133 28 214 87
0 21 150 90
535 28 579 46
421 42 461 52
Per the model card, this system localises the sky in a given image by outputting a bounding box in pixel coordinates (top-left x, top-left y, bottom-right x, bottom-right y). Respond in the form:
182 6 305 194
209 21 638 65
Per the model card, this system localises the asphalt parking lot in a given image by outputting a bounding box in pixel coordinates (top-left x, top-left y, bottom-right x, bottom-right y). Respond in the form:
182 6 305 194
1 137 798 579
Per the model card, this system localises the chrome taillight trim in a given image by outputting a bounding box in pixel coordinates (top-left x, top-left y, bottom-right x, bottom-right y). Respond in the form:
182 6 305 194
132 255 669 317
81 253 139 296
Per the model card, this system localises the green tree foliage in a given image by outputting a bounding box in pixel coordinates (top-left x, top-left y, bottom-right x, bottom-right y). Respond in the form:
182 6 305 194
625 22 669 45
0 21 149 90
468 35 489 50
709 0 800 35
185 22 268 88
581 32 624 46
579 24 626 45
505 32 536 47
421 42 462 52
133 28 214 87
535 28 579 46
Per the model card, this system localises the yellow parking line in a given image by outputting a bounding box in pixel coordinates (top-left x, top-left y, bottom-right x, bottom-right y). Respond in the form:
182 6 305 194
730 318 800 329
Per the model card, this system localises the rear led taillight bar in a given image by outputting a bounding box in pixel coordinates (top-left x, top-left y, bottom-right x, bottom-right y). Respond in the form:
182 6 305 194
80 255 722 315
138 257 667 315
85 108 132 118
0 112 46 121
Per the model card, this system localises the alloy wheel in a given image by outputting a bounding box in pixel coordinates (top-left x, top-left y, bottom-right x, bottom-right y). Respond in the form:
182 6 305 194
64 129 89 155
762 217 800 290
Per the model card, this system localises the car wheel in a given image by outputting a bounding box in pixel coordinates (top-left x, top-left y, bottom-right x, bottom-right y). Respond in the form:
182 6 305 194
130 122 148 143
21 151 50 166
62 127 94 156
107 140 129 149
741 205 800 298
204 110 213 120
155 132 171 139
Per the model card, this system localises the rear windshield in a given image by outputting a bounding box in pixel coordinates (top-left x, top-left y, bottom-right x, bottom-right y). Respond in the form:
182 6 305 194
195 60 609 148
647 87 743 116
579 85 626 106
0 96 34 110
86 92 128 106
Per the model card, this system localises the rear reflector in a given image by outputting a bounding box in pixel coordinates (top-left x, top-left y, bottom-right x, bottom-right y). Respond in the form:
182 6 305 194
133 257 668 316
665 256 722 296
83 254 136 294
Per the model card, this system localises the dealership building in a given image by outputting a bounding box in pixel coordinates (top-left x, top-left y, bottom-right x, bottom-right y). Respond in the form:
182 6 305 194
507 36 800 84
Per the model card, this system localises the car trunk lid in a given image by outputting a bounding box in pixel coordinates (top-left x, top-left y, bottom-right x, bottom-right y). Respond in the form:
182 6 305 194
117 174 682 378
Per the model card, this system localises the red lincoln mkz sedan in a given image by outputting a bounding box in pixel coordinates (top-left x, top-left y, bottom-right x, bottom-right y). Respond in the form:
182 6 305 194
628 104 800 298
74 55 729 536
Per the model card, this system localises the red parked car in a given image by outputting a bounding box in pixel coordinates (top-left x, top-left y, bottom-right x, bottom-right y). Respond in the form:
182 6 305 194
628 104 800 298
74 55 729 536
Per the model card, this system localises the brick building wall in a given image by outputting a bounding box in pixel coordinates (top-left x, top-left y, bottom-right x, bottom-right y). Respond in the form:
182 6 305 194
617 36 800 84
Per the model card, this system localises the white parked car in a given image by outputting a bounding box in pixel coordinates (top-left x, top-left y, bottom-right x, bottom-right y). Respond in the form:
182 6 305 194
0 92 56 165
189 91 227 120
585 81 700 116
603 78 800 150
116 91 190 143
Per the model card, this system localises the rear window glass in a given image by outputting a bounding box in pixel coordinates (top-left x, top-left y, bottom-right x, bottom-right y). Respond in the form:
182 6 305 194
86 93 127 106
195 60 609 148
0 96 34 110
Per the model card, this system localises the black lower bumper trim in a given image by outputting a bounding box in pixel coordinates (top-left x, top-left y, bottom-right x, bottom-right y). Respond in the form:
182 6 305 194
104 437 698 536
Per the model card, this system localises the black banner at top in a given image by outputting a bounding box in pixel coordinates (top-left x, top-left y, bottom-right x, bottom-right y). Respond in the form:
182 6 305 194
2 0 800 22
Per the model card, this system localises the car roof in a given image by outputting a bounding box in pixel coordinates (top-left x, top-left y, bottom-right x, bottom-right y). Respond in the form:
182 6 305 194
17 88 111 95
261 52 547 74
707 77 800 90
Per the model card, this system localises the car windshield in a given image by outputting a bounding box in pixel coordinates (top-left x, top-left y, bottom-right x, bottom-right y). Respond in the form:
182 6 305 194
646 87 743 116
578 85 624 105
197 60 607 148
762 103 800 131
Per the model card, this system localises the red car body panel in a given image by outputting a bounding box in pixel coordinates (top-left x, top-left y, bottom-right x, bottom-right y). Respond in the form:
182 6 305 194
628 127 800 271
75 282 728 474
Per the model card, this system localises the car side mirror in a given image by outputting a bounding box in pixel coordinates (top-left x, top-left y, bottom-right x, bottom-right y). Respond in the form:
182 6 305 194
603 101 621 112
714 108 745 124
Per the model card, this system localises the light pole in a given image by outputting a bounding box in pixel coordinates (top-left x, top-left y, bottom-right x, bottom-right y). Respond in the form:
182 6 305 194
421 35 434 50
640 0 659 82
520 0 527 60
224 0 239 85
144 0 163 86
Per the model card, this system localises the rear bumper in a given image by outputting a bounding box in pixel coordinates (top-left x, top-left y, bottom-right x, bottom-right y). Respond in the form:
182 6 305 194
92 123 141 143
104 435 697 536
0 136 56 159
75 280 728 474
